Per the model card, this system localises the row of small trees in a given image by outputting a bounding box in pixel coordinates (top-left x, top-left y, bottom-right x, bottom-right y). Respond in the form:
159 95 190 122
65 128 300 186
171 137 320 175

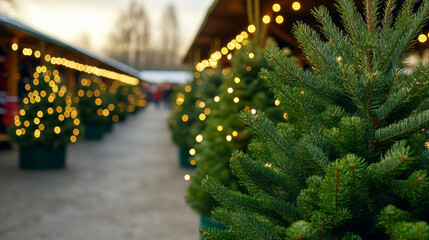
8 64 146 169
170 0 428 239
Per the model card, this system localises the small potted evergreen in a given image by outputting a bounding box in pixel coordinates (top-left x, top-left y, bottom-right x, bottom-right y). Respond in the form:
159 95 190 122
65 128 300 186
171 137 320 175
8 65 82 169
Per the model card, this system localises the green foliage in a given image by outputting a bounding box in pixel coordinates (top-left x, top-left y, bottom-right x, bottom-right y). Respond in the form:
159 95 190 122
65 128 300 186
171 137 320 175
203 0 429 239
76 75 111 124
186 41 284 216
169 70 222 149
8 65 82 148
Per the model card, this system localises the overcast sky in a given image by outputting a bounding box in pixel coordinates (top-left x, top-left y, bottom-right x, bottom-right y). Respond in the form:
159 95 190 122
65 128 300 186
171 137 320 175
6 0 213 59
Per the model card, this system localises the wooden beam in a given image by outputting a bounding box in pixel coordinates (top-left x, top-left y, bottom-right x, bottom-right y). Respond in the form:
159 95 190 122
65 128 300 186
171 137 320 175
65 68 76 92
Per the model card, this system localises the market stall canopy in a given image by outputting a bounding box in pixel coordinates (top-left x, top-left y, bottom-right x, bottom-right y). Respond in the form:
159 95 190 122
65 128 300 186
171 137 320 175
140 70 193 84
184 0 429 65
0 14 145 85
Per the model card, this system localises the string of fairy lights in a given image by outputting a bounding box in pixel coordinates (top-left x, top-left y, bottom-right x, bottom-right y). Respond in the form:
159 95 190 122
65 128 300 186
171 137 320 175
11 43 139 85
194 1 301 73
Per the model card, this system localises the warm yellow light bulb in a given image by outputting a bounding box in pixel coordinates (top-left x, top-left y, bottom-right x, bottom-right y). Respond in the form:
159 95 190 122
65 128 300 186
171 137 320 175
74 119 80 125
232 131 238 137
73 129 80 135
292 1 301 11
204 108 211 115
221 47 228 55
217 125 223 131
182 114 189 122
199 113 206 121
283 112 288 119
189 148 196 156
37 111 43 118
196 134 203 143
185 85 192 92
275 99 281 106
273 3 281 12
54 126 61 134
34 129 41 138
34 118 40 125
233 97 240 103
275 15 284 24
248 53 254 59
227 87 233 93
262 15 271 24
47 107 54 114
184 174 191 181
190 160 196 165
418 34 427 43
19 109 26 116
70 135 77 143
226 135 232 142
11 43 18 51
214 96 220 102
248 24 256 33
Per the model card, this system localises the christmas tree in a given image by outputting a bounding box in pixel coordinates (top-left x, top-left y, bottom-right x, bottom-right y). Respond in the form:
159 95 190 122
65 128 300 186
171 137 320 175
186 40 284 217
76 74 115 138
76 75 110 123
8 65 82 148
202 0 429 239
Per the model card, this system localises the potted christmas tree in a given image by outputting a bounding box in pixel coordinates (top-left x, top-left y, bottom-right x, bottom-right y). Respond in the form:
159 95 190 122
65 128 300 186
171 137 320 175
76 75 111 139
8 65 82 169
202 0 429 239
186 41 284 230
169 79 204 168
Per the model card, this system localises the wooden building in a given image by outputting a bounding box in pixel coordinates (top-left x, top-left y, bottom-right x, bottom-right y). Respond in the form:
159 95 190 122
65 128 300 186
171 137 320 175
184 0 429 68
0 14 144 147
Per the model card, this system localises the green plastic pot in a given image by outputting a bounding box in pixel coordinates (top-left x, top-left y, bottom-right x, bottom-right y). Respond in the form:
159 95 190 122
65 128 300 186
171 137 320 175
179 147 195 168
85 123 105 140
200 215 227 239
104 122 113 133
19 145 66 169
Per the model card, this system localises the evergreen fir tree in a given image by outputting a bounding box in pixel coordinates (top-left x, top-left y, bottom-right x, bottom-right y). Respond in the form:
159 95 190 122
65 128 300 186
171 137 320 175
169 70 223 165
169 78 205 151
76 75 111 125
202 0 429 239
8 65 82 147
186 40 284 217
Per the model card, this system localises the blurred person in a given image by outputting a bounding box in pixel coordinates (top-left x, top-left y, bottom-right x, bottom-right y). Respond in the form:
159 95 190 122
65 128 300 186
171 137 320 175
163 84 173 109
153 86 163 109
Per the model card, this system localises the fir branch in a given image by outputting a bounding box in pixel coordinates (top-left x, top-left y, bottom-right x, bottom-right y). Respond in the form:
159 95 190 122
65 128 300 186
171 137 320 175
335 167 340 211
375 87 409 122
234 153 279 200
381 155 408 176
376 110 429 142
336 0 366 51
339 64 377 124
268 53 334 101
242 112 289 158
312 6 350 61
293 22 338 75
382 0 396 31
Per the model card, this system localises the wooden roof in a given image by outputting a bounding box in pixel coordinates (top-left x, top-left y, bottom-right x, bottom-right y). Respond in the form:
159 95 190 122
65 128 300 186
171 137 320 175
0 14 144 83
183 0 428 64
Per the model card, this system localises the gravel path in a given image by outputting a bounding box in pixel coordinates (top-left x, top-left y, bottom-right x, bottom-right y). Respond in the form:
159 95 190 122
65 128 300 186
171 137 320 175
0 105 199 240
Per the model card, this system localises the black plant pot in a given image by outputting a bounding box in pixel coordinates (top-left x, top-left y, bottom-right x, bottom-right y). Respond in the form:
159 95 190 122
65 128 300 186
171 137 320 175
200 215 227 239
179 147 195 168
